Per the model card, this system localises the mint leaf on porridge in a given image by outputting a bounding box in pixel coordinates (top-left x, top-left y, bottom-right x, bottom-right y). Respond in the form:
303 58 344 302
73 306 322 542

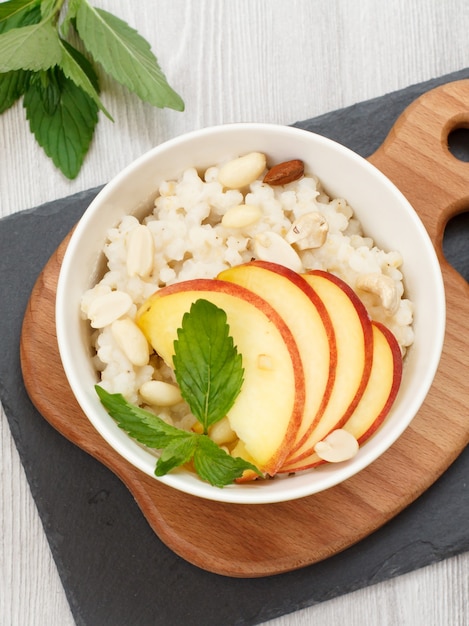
96 385 183 448
172 299 245 434
96 386 261 487
192 436 261 488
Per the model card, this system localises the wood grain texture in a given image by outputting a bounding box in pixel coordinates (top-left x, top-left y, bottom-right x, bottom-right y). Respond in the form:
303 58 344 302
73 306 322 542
20 81 469 578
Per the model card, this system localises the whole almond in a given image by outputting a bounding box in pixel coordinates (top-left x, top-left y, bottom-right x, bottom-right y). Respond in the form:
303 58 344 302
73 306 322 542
263 159 304 186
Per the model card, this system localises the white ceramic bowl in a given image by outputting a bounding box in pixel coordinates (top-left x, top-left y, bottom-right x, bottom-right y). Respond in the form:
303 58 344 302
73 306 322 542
56 123 445 504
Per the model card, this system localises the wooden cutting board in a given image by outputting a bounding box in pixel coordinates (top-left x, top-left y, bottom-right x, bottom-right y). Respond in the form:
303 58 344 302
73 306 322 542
20 80 469 578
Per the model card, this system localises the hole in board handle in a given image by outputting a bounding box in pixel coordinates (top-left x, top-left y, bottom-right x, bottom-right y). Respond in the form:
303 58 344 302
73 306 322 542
447 127 469 162
443 212 469 284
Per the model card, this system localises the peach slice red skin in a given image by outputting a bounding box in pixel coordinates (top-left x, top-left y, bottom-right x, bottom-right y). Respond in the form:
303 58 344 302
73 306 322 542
355 321 403 444
283 269 375 466
280 320 403 472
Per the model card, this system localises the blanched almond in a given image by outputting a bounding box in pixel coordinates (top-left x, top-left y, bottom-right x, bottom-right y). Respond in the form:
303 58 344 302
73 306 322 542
218 152 267 189
221 204 262 228
111 318 150 366
87 291 133 328
139 380 183 406
126 225 154 277
313 429 359 462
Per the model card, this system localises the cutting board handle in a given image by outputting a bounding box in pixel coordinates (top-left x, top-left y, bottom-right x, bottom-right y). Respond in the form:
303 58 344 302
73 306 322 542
369 79 469 253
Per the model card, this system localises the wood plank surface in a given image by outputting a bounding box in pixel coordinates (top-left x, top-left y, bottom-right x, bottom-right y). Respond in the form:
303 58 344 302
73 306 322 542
20 80 469 578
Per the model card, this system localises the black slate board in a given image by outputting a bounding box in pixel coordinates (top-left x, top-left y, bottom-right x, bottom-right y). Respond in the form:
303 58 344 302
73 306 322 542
1 68 469 626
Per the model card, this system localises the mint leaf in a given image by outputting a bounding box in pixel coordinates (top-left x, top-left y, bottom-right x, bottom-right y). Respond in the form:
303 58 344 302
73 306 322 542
95 384 188 448
0 1 184 177
59 38 98 89
23 66 98 178
0 69 29 112
75 0 184 111
0 17 61 72
193 436 261 487
60 0 81 37
173 299 244 433
59 39 113 119
39 0 59 20
96 386 261 487
31 68 60 114
0 0 40 23
0 0 40 108
155 437 198 476
155 436 262 486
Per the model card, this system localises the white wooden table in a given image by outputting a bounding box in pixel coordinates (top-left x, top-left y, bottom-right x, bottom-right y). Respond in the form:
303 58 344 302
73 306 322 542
1 1 468 624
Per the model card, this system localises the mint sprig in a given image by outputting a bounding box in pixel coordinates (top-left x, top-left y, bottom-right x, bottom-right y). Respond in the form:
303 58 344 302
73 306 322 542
95 388 261 488
173 299 245 434
0 0 184 179
96 300 261 487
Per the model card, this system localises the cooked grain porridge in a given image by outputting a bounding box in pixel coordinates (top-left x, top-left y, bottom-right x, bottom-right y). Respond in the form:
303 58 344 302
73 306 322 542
81 154 414 435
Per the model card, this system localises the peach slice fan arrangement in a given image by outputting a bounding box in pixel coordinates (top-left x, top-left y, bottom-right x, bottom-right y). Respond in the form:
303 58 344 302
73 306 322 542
130 260 403 483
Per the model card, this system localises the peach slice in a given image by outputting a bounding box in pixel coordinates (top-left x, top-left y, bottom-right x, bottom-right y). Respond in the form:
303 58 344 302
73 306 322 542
136 279 306 475
218 261 337 450
280 320 402 471
282 270 374 468
348 321 402 444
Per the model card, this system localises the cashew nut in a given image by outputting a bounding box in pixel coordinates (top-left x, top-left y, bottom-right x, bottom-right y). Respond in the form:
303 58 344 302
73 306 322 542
285 212 329 250
355 273 399 315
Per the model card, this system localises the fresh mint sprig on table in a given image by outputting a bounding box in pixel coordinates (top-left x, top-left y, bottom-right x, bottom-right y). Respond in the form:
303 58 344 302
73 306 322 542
96 299 262 487
0 0 184 179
